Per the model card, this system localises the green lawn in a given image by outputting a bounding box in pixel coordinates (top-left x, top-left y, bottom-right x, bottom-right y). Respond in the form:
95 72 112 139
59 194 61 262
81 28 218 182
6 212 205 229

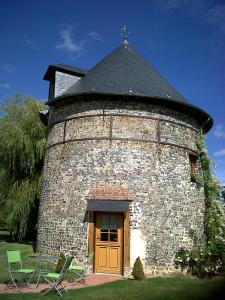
0 234 37 283
1 235 225 300
1 276 225 300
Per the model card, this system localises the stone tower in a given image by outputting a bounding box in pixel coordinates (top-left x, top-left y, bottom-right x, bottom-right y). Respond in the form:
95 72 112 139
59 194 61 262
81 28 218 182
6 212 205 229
37 42 212 275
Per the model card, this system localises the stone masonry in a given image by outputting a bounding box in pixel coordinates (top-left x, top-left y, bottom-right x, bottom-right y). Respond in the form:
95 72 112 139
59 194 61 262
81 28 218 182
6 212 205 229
37 97 205 273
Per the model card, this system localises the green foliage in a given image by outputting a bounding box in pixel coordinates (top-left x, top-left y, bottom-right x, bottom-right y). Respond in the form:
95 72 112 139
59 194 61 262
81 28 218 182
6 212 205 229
196 132 225 242
196 132 220 208
221 186 225 203
0 94 46 241
55 252 66 273
175 232 225 278
175 131 225 278
191 174 204 186
132 257 145 281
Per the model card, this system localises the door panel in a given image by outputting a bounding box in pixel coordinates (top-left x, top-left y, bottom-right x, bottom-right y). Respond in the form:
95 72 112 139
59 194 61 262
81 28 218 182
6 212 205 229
109 247 120 268
98 247 107 267
95 212 123 274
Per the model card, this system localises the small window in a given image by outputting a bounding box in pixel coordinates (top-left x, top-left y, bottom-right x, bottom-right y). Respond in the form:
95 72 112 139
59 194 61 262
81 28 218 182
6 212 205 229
99 215 119 242
189 153 197 180
48 81 55 99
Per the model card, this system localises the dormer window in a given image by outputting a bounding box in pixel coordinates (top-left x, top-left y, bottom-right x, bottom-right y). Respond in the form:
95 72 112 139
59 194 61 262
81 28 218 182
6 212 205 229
49 79 55 100
43 64 87 101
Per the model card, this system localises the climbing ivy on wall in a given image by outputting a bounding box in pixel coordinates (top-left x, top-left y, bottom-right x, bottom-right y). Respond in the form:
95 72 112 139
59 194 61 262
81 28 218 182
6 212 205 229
196 131 225 243
175 131 225 277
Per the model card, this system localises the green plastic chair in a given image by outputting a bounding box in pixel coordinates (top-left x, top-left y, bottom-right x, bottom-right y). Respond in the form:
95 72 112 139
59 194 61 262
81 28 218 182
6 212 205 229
43 255 74 297
69 251 93 285
6 250 35 291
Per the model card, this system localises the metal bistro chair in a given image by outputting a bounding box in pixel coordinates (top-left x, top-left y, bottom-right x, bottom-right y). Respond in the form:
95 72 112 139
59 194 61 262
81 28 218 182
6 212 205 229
6 250 35 292
69 251 93 285
43 255 74 297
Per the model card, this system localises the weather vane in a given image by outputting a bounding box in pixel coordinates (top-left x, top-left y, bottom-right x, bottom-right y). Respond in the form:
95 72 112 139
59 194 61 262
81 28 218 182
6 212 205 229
120 25 130 44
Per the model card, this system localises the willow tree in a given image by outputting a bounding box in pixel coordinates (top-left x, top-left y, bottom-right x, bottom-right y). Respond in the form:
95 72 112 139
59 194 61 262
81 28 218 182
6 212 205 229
0 94 46 241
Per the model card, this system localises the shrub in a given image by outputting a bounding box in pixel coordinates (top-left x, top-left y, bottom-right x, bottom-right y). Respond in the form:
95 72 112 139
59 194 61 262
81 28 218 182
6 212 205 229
175 232 225 278
132 257 145 280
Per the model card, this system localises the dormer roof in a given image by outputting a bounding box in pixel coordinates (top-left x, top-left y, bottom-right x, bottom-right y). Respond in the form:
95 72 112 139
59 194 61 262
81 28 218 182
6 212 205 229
43 63 87 81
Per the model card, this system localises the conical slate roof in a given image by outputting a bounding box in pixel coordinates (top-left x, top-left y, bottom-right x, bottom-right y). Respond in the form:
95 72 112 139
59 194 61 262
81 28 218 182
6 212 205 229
64 43 187 103
47 42 213 132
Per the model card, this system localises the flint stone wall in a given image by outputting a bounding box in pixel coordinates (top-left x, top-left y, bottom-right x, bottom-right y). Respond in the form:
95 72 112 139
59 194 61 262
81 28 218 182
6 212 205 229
37 98 205 271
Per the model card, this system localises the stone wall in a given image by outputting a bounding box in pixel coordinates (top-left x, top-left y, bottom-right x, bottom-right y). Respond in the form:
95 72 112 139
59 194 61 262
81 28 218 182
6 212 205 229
37 98 205 272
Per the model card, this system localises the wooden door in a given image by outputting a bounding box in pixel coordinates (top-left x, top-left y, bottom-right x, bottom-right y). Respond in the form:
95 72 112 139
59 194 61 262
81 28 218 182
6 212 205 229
95 212 123 274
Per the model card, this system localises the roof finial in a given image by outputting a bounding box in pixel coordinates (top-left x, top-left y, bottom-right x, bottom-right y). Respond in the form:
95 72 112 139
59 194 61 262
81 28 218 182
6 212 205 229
120 25 130 44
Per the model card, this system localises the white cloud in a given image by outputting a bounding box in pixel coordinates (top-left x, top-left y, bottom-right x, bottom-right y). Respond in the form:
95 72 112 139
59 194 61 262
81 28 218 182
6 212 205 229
152 0 191 11
2 65 14 73
215 169 225 186
55 25 85 56
23 37 38 50
205 4 225 31
25 38 33 45
214 158 225 185
213 125 225 139
204 3 225 48
214 149 225 157
0 83 11 89
152 1 225 49
88 32 104 42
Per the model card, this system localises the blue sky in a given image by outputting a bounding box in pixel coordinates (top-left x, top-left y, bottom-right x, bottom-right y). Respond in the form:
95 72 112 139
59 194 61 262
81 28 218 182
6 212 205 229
0 0 224 184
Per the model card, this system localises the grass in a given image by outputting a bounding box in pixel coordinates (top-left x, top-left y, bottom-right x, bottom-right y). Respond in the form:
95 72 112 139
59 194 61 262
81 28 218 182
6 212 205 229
0 233 37 283
1 276 225 300
0 233 225 300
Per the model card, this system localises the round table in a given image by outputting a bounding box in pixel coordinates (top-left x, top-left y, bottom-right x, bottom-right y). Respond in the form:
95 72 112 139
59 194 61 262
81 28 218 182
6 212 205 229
29 255 60 288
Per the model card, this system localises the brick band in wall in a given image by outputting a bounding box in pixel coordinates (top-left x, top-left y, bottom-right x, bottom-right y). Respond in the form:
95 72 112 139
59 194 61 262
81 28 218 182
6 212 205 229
48 113 198 132
45 137 197 154
46 113 197 152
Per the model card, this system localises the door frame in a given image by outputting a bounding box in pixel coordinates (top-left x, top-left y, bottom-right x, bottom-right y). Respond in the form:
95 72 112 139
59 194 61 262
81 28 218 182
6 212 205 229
88 209 130 275
95 212 123 274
